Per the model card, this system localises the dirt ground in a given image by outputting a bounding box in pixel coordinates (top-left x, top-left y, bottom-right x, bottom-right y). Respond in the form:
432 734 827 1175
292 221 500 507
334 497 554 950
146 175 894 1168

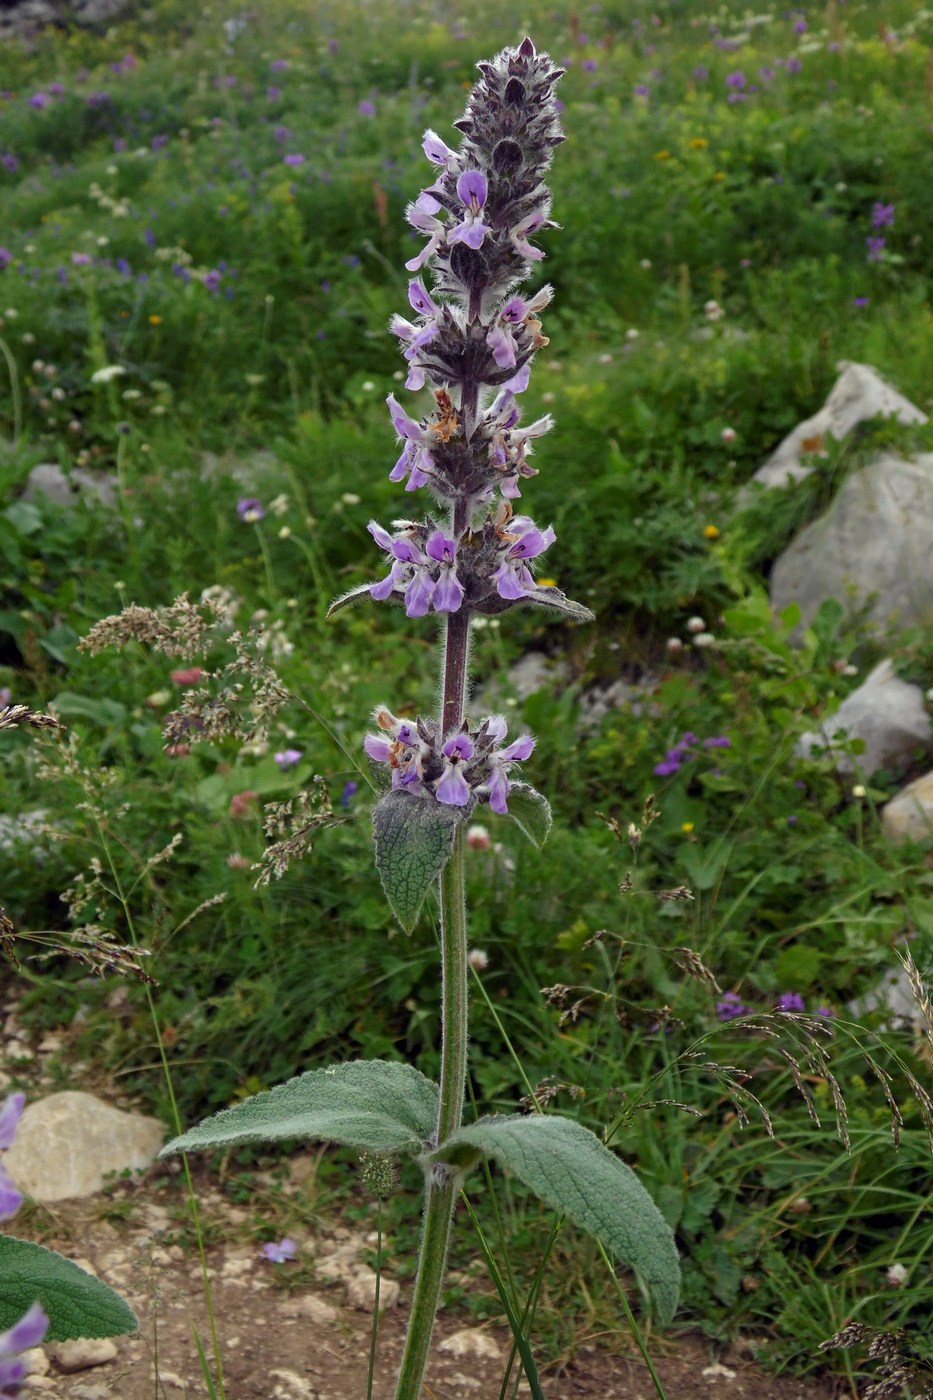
15 1173 850 1400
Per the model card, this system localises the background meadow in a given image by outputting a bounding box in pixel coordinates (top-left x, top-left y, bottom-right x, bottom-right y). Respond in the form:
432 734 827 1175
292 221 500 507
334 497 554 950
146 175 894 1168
3 0 933 1385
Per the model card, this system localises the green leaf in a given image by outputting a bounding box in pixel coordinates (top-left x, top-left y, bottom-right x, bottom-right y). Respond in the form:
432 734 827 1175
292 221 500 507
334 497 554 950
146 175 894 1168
326 582 377 618
161 1060 439 1156
519 585 595 624
504 782 551 849
372 789 464 932
429 1114 680 1323
2 501 43 537
0 1236 137 1341
50 691 127 727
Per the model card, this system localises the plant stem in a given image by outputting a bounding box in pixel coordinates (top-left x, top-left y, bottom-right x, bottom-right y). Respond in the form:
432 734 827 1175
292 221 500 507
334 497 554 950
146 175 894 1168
394 600 472 1399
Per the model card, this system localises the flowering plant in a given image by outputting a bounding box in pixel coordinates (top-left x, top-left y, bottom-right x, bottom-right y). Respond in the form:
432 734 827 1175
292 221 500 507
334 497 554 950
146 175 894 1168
158 39 679 1395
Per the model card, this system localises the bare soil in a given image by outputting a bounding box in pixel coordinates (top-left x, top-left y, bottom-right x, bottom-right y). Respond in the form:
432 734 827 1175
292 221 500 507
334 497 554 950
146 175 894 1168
16 1174 849 1400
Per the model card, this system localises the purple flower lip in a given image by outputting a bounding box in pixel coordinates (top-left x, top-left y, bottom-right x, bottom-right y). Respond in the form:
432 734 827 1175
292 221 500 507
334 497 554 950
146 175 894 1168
274 749 302 770
260 1237 297 1263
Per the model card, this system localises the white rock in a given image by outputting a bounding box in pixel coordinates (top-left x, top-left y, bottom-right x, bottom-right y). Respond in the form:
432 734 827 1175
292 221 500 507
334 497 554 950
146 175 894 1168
882 771 933 843
770 452 933 635
438 1328 502 1360
3 1091 164 1201
270 1369 317 1398
848 966 923 1029
279 1293 339 1325
21 1347 50 1376
22 463 118 511
48 1337 118 1373
346 1268 399 1312
702 1361 737 1381
797 659 932 776
751 362 927 490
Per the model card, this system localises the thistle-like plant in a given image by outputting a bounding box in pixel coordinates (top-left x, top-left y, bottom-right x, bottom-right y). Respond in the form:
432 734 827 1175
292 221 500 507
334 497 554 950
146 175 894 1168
158 39 680 1396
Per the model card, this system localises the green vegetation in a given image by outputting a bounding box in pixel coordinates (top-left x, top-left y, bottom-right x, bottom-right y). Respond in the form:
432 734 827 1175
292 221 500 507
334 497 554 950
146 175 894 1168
2 0 933 1385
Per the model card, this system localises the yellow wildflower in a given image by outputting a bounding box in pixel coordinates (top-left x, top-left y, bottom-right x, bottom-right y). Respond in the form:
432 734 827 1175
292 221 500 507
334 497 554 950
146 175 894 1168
713 171 726 182
148 314 162 325
703 524 720 540
681 822 695 834
688 137 709 149
654 149 671 160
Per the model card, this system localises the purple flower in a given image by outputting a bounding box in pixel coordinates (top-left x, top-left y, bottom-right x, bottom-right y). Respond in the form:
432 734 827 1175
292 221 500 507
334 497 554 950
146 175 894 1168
1 153 18 173
0 1301 49 1394
693 65 709 81
283 153 305 167
71 252 92 266
0 1093 25 1222
866 235 885 262
237 497 265 522
777 992 805 1012
726 71 746 89
785 55 802 73
273 125 290 143
703 736 731 749
871 202 895 229
634 83 650 97
424 530 464 613
151 134 169 151
422 129 457 166
436 734 474 806
793 17 807 33
269 59 289 72
385 395 434 490
340 780 358 807
493 516 556 600
582 59 597 71
358 99 376 116
759 66 775 81
653 757 682 777
483 718 534 814
29 92 49 109
0 248 10 269
716 992 751 1021
48 82 64 96
274 749 302 770
853 296 870 307
260 1238 297 1263
204 269 222 292
449 169 491 250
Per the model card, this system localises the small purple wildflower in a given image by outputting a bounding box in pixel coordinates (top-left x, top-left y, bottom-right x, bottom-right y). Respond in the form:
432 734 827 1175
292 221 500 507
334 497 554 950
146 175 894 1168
269 59 289 72
0 1301 49 1395
283 153 305 167
634 83 650 97
236 497 265 522
358 99 376 116
1 153 18 173
866 236 885 262
716 992 751 1021
273 125 291 143
204 269 222 292
274 749 303 771
71 252 92 266
759 66 775 81
340 780 358 807
29 92 49 109
582 59 598 72
793 18 807 33
151 134 169 151
692 65 709 81
726 71 746 89
785 55 802 74
260 1238 297 1263
871 202 895 229
777 992 805 1012
853 296 870 307
703 736 731 749
0 248 10 270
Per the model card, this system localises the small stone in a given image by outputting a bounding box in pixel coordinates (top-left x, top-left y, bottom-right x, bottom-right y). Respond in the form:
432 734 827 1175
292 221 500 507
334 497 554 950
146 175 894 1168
346 1268 399 1312
701 1362 737 1381
279 1293 338 1325
882 770 933 843
22 1346 50 1376
438 1328 502 1360
269 1369 317 1398
48 1337 118 1373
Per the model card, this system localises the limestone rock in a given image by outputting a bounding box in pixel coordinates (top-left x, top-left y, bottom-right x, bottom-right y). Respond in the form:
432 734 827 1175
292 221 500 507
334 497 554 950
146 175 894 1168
882 770 933 843
439 1328 502 1360
0 0 132 40
22 463 117 511
770 452 933 634
752 362 927 490
48 1337 118 1373
796 659 932 777
3 1091 164 1201
346 1268 399 1312
279 1293 338 1325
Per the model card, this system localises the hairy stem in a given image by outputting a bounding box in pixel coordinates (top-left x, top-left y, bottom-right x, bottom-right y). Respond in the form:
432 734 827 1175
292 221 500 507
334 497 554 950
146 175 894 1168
395 613 471 1398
